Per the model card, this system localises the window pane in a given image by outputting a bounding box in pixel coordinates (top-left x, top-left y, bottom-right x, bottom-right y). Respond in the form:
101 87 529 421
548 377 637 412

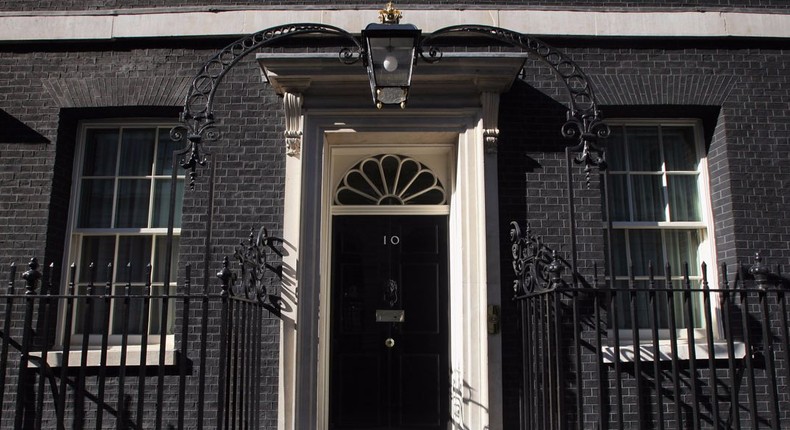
74 285 110 334
361 158 385 197
609 174 631 221
341 170 380 204
627 126 661 171
381 153 399 194
75 236 114 335
396 158 420 193
83 129 118 176
154 236 180 283
666 230 703 277
112 285 146 335
668 175 701 221
152 179 184 228
149 287 176 335
402 171 439 202
606 126 626 171
118 129 156 176
78 179 114 228
115 179 151 228
78 236 116 282
628 230 664 276
117 236 152 283
156 128 186 175
670 281 704 328
617 286 659 329
611 230 628 277
336 188 376 205
632 175 665 221
663 126 698 171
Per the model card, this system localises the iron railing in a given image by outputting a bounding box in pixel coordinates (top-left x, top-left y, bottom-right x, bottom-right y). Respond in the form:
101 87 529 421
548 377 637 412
0 251 280 430
5 256 789 429
515 253 790 429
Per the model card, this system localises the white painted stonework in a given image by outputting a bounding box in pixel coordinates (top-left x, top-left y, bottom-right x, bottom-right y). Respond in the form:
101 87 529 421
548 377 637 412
1 9 790 41
260 52 518 429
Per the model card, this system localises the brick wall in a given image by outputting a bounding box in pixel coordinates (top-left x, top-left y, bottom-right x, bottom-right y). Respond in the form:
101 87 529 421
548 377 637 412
2 21 790 429
497 37 790 428
0 38 284 428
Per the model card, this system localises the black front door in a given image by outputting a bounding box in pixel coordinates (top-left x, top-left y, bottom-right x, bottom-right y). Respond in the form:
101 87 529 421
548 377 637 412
329 215 449 430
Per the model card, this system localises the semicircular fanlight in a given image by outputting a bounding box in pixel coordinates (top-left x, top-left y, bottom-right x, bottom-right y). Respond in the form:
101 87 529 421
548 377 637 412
335 154 446 206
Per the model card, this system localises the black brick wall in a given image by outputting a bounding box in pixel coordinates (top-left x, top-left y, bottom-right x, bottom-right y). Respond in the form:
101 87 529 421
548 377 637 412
0 38 285 428
2 18 790 430
497 38 790 428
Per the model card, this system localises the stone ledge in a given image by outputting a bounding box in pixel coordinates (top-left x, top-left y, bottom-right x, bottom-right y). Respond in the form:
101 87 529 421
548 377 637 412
1 9 790 42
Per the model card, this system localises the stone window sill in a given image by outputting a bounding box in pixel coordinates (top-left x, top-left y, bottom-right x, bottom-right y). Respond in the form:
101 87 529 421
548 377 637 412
602 341 747 363
28 346 177 368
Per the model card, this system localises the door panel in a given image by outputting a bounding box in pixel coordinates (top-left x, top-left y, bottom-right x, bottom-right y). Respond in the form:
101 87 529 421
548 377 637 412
401 263 440 335
335 353 382 426
398 354 441 427
330 215 449 430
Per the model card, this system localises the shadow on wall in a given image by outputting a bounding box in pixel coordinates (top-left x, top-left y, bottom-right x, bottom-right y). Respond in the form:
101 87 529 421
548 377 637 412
496 79 574 430
0 109 49 144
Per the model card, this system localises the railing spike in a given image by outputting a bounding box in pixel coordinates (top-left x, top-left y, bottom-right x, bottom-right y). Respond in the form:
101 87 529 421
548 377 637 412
106 262 114 286
22 257 41 295
7 262 16 292
218 256 233 297
749 251 771 289
47 262 55 294
721 261 730 289
145 263 152 293
68 263 77 293
592 262 599 288
88 262 96 287
701 261 709 290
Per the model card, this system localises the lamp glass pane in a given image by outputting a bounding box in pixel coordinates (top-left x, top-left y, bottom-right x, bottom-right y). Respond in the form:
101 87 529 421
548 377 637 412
368 37 415 88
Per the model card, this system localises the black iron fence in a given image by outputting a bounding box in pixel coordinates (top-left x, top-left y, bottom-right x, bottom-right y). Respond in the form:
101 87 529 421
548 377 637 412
515 253 790 430
6 249 790 429
0 249 281 430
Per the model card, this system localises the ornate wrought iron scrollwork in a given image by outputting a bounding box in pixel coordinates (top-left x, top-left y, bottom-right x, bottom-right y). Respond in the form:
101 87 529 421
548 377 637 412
170 127 209 190
418 45 442 64
173 23 363 183
218 226 284 316
175 21 609 186
510 221 567 298
422 25 610 186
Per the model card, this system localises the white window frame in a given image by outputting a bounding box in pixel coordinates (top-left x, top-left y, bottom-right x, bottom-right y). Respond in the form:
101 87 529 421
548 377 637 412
604 118 721 346
59 120 184 349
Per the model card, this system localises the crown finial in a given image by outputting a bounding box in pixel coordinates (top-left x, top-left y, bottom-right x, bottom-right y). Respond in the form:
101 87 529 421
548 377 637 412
379 2 402 24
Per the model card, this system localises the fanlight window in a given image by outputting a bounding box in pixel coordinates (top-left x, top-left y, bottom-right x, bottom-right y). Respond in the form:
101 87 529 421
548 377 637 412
335 154 446 205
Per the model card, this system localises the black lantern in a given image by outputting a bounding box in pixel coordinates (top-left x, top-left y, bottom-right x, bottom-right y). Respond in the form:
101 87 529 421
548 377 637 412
362 3 421 109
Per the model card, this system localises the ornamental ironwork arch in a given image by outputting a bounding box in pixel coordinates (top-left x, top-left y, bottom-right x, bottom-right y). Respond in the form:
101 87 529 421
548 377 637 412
170 23 363 189
171 23 609 186
422 25 609 180
167 20 611 316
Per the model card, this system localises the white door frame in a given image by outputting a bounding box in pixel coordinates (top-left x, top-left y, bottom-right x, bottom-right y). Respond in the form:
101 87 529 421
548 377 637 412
278 108 503 430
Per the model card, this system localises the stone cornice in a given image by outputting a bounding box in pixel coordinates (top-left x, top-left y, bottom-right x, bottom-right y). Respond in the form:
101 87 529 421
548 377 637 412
1 9 790 42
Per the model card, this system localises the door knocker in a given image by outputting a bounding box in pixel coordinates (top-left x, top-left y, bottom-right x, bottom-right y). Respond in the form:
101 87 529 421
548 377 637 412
384 279 398 308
